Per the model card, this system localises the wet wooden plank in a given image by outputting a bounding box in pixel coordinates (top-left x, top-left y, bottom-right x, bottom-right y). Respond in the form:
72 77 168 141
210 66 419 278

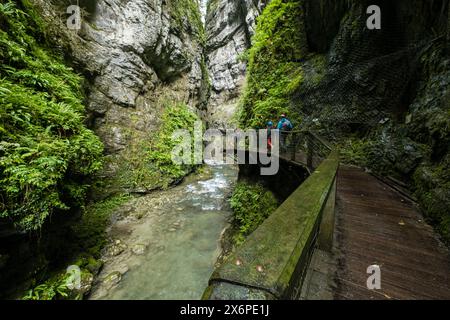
334 166 450 300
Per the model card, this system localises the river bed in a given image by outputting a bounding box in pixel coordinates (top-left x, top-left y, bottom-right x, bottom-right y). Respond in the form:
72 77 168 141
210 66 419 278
89 164 238 300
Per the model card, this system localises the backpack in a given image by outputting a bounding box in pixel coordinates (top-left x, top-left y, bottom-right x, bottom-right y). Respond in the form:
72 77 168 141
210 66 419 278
282 119 293 130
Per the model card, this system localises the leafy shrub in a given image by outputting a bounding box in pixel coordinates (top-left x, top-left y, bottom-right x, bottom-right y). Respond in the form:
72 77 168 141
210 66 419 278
23 273 71 300
0 0 103 231
230 182 278 245
412 151 450 245
147 102 201 185
339 137 370 166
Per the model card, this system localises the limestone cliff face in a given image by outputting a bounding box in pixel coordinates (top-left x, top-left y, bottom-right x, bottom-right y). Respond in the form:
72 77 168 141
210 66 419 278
34 0 203 148
205 0 265 129
32 0 205 191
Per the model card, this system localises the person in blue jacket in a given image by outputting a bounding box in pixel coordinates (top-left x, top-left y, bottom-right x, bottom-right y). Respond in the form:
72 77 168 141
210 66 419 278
277 113 293 150
277 113 293 130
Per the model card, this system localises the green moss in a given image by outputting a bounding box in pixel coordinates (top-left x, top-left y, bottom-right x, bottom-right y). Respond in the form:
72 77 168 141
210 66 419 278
199 56 211 110
0 0 104 231
339 137 370 166
71 194 132 258
308 54 327 85
230 182 278 245
72 254 102 274
211 153 339 298
239 0 307 128
168 0 205 44
106 102 201 192
413 156 450 244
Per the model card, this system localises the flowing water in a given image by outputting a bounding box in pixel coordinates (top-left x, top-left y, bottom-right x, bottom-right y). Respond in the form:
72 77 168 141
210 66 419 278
90 164 238 300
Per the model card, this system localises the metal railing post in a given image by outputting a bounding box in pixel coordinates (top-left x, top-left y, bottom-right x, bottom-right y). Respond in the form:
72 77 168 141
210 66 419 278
291 132 296 161
307 133 314 171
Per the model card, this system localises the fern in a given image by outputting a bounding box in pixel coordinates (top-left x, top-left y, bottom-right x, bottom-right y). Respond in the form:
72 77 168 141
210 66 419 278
0 1 104 231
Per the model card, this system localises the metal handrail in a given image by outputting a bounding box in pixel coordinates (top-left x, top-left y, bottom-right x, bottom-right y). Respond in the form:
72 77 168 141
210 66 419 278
278 130 333 172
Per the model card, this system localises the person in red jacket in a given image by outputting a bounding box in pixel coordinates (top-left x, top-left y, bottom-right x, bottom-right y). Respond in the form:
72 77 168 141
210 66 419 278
266 121 274 151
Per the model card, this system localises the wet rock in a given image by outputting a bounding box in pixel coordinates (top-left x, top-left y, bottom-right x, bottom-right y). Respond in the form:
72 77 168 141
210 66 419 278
65 269 95 299
103 271 122 289
104 240 127 257
115 263 130 275
131 244 147 255
79 272 95 296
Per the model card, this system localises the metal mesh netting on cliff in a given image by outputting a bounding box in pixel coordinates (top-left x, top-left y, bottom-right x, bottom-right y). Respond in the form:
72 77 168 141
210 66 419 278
291 2 449 133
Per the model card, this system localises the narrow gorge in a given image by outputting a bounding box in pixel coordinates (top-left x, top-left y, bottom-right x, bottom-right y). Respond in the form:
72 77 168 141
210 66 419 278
0 0 449 301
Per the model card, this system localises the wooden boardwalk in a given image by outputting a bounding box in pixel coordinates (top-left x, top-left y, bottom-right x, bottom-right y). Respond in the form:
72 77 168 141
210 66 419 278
334 166 450 300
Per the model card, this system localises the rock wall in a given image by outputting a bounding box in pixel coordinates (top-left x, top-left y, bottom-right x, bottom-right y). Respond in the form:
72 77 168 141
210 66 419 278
236 0 450 243
298 0 450 244
32 0 205 192
1 0 208 298
448 0 450 40
205 0 266 129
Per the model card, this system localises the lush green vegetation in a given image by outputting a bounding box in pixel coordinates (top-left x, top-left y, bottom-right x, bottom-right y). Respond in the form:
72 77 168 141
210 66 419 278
0 0 103 231
23 250 100 300
23 272 72 300
147 103 201 182
72 194 131 258
112 102 201 191
230 182 278 245
168 0 205 43
414 158 450 242
14 193 130 300
239 0 307 128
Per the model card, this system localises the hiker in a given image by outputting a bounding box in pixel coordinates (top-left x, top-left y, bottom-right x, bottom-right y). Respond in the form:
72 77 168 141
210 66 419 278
266 121 274 151
277 113 293 150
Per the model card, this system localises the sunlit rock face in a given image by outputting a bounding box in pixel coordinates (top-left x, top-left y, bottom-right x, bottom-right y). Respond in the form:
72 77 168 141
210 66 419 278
205 0 266 129
34 0 204 154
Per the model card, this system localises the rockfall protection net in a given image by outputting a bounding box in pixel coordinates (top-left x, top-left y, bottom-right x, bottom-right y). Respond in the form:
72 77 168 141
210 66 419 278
292 1 449 128
293 41 434 126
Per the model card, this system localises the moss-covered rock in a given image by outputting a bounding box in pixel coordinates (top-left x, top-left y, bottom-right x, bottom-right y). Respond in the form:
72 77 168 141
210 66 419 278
239 0 308 128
